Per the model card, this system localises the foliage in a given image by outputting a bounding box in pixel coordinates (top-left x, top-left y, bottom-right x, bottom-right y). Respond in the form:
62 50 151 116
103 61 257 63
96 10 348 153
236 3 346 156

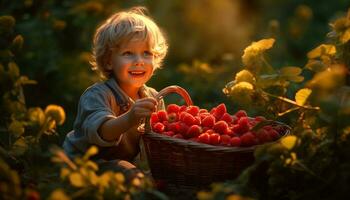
49 146 167 200
200 8 350 200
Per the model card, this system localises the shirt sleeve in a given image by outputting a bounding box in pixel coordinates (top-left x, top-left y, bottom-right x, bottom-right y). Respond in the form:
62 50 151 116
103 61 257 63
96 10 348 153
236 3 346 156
77 88 123 147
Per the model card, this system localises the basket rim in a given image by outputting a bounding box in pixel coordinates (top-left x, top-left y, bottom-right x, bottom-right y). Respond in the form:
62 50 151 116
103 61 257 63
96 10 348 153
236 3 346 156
143 120 291 153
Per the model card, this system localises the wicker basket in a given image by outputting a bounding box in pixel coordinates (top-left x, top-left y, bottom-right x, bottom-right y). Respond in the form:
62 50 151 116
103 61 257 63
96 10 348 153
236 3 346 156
142 86 290 189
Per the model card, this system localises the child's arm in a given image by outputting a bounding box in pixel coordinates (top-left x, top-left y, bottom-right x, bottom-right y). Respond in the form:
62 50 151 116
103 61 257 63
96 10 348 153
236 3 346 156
98 97 157 142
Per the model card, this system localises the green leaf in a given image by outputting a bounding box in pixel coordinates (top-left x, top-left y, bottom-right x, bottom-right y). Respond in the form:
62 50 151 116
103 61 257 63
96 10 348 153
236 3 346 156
280 66 302 76
295 88 312 106
307 44 336 59
305 60 327 72
286 75 304 82
8 62 19 79
8 120 25 137
17 76 37 85
340 28 350 44
11 137 28 156
12 35 24 51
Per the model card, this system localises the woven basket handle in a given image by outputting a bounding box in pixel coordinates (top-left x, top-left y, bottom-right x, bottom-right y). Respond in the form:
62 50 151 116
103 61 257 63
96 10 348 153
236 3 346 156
144 85 193 133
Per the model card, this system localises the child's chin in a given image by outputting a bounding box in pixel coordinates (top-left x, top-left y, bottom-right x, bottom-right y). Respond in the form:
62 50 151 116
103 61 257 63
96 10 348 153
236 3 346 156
130 80 147 87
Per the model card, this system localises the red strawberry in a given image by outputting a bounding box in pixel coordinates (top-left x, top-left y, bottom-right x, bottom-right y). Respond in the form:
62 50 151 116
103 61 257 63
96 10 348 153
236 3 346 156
194 116 201 125
199 112 210 120
263 125 273 131
205 129 215 135
220 113 233 124
168 113 178 122
186 106 200 116
162 121 169 130
210 107 216 114
213 103 227 120
186 125 202 138
198 133 210 144
168 122 181 133
202 115 216 128
150 113 159 125
256 129 272 144
220 135 231 146
254 116 266 122
213 121 229 134
182 112 196 126
202 127 210 132
235 110 247 118
179 105 187 112
209 133 221 145
157 110 168 122
268 129 280 141
167 104 180 113
240 132 258 147
153 122 165 133
238 117 250 126
179 122 189 134
237 117 251 133
230 137 241 147
173 134 184 139
232 115 239 124
199 108 208 113
232 124 250 135
164 131 175 137
223 128 234 136
179 112 186 121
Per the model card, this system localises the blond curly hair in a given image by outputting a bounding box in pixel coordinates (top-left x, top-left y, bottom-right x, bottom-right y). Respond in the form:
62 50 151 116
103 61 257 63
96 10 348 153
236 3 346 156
90 7 168 79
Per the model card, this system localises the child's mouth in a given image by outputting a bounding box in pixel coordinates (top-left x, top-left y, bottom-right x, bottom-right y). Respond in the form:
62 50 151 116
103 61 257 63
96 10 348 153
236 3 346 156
128 71 146 77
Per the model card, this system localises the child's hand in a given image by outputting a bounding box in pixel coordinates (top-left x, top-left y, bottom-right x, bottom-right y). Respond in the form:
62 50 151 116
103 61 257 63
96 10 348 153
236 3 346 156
127 97 157 126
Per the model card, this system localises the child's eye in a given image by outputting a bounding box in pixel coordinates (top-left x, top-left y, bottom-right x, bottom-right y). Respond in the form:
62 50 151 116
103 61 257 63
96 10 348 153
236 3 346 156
143 51 153 57
122 51 132 56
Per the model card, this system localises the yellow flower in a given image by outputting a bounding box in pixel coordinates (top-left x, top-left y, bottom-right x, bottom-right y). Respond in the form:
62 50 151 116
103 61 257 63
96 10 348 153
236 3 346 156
27 107 45 126
224 81 254 104
284 152 297 166
281 135 298 150
45 104 66 125
235 69 256 84
242 38 275 67
114 173 125 184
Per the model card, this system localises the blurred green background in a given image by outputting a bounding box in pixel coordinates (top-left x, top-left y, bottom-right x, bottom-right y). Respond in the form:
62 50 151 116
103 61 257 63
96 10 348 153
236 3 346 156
1 0 349 141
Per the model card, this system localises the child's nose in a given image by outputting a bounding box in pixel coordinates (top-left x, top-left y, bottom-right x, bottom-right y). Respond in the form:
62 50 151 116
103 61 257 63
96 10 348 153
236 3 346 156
134 55 144 66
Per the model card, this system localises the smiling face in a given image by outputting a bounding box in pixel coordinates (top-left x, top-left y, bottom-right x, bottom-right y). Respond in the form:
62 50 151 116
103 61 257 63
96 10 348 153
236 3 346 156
108 38 155 91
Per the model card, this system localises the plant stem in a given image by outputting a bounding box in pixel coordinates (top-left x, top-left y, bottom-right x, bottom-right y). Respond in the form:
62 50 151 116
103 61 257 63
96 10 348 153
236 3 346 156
262 90 320 110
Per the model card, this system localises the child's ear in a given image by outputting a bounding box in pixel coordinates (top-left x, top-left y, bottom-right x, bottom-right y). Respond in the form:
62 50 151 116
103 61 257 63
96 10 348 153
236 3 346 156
105 53 113 70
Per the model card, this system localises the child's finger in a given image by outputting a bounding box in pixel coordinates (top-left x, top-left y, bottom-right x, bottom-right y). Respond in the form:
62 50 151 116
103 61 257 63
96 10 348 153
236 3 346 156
134 101 157 110
133 107 154 114
137 97 157 105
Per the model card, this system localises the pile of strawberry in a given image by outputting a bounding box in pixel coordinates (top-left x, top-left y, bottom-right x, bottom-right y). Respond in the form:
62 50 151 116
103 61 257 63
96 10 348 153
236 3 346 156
150 103 282 147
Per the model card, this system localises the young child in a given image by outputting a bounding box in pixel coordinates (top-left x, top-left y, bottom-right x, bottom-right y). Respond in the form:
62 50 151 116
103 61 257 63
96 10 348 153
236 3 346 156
63 7 168 178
